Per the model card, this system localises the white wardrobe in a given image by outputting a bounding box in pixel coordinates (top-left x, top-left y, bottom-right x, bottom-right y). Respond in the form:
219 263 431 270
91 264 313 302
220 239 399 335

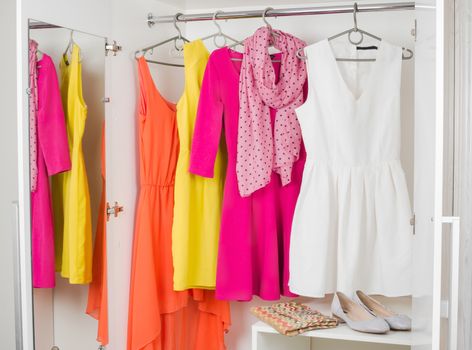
3 0 464 349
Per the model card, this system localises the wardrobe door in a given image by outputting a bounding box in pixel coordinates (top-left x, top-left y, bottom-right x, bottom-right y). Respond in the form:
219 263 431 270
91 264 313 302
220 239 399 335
412 0 446 349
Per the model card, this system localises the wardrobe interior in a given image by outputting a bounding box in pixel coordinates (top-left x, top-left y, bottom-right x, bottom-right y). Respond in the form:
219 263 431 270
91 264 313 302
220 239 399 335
26 1 423 350
179 8 415 350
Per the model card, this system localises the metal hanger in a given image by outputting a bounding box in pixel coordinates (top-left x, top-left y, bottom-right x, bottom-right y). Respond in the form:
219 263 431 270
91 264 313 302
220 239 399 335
259 7 280 45
230 7 281 63
63 30 83 63
297 3 414 62
134 13 190 67
200 10 242 48
63 30 75 57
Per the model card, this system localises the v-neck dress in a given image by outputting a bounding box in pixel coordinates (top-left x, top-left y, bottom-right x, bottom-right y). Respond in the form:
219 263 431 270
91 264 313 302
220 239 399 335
172 40 227 290
289 39 412 297
189 47 306 301
52 44 93 284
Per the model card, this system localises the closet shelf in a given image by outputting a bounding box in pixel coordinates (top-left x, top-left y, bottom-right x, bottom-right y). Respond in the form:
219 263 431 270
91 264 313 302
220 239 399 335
252 321 430 346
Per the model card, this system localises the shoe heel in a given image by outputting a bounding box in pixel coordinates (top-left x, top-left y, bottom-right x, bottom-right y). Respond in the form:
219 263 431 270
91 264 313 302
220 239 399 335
332 314 346 324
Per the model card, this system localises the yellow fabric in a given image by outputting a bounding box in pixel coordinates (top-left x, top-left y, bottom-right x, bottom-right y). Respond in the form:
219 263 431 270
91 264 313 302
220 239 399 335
172 40 227 290
52 44 92 284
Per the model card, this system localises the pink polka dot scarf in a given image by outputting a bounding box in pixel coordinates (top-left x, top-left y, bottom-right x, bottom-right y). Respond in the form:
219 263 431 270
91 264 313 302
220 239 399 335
237 27 306 197
29 40 39 192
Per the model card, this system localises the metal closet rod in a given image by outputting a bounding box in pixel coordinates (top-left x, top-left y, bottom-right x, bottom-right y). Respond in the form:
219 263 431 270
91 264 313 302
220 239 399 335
147 2 415 25
29 21 62 29
28 20 107 40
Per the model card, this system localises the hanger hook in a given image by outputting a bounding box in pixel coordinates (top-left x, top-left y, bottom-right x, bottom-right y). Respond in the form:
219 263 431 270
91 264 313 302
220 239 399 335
262 7 273 30
353 3 359 32
213 10 223 36
174 13 184 39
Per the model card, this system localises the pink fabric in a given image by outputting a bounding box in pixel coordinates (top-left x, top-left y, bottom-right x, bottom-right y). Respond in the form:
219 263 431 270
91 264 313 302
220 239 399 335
29 40 39 192
190 48 306 301
31 54 71 288
237 27 306 197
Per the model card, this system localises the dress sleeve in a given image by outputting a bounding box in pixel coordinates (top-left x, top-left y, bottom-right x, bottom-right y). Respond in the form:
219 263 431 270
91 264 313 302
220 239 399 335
189 56 224 178
37 56 71 176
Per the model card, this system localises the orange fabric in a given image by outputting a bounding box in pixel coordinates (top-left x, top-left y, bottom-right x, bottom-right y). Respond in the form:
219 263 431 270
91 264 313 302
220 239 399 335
193 290 231 350
127 57 230 350
86 124 108 345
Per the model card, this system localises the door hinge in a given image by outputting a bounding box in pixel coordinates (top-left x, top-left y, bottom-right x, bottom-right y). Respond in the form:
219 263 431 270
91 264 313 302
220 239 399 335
102 97 111 103
105 40 122 56
107 201 124 221
410 214 415 235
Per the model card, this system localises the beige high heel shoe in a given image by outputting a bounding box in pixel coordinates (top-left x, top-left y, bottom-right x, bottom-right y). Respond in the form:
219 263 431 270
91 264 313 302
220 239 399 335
331 292 390 334
353 290 411 331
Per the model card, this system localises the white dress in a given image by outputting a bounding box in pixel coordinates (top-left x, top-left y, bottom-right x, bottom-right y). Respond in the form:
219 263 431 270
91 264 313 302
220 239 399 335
289 39 412 297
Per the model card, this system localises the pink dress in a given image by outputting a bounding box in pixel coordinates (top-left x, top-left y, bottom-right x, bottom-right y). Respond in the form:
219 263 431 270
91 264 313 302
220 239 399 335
31 54 71 288
189 48 306 301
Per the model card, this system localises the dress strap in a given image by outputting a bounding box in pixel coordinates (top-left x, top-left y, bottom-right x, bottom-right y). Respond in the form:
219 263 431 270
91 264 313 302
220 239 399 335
183 40 209 70
137 57 153 117
70 44 87 111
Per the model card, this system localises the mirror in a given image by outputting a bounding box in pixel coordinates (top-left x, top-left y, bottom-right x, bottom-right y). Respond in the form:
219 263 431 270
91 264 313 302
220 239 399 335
28 19 106 350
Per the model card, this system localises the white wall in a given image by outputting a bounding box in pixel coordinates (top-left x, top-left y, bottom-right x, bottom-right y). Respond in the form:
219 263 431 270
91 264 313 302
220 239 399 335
0 0 21 349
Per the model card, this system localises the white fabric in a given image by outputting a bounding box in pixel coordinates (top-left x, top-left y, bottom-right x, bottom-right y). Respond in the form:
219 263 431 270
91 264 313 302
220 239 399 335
289 39 412 297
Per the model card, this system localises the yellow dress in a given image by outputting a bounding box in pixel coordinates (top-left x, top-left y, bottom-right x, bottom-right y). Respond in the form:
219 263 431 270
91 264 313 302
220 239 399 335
172 40 227 290
52 44 92 284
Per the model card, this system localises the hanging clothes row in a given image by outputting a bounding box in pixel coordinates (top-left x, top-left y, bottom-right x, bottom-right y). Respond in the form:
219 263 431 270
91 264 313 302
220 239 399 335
129 8 413 347
29 39 93 288
29 37 106 345
127 45 230 350
132 18 412 295
189 34 306 302
191 28 411 300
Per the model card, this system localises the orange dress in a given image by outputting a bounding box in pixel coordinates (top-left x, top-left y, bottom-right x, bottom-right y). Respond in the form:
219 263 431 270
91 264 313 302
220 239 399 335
86 123 108 345
127 57 230 350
